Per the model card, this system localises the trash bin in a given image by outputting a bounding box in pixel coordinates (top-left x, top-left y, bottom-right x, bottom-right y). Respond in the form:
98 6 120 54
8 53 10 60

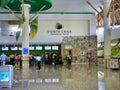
0 65 13 88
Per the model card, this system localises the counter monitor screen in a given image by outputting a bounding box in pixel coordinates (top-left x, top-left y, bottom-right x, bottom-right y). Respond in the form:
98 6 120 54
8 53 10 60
2 46 9 51
11 46 18 50
52 46 59 50
45 46 51 50
36 46 42 50
29 46 35 50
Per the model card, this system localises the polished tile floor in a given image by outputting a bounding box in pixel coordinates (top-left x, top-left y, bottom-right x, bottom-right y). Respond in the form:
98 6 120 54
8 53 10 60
0 64 120 90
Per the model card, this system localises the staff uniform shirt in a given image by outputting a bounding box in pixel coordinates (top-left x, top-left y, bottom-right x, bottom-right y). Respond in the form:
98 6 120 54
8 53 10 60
36 56 41 61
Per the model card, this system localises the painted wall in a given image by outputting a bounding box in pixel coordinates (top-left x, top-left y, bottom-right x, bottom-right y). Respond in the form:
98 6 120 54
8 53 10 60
38 20 89 36
38 14 96 35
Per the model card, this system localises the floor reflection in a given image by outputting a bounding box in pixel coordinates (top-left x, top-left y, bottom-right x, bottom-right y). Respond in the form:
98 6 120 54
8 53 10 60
0 64 120 90
98 71 105 90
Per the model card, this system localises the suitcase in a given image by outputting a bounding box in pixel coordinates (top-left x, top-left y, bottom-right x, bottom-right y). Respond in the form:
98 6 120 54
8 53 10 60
0 65 13 88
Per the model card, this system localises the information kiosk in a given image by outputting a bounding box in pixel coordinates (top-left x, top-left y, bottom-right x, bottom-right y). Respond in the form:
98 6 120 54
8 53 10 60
0 65 13 88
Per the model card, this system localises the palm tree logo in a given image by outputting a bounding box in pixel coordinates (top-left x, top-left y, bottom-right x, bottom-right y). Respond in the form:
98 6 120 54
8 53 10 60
55 23 63 30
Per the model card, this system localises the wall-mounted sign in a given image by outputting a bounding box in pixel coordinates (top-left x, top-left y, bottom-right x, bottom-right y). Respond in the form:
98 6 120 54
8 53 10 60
47 22 72 35
23 48 28 54
65 44 72 49
47 29 72 35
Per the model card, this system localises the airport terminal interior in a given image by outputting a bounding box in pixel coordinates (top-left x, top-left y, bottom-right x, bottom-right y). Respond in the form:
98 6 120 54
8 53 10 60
0 0 120 90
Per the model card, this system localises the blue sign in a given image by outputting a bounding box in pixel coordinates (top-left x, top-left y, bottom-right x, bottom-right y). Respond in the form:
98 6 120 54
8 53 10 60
0 72 9 81
23 48 28 54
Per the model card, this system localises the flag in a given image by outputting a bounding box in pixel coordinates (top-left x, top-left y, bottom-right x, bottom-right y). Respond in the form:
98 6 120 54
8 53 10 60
16 31 21 41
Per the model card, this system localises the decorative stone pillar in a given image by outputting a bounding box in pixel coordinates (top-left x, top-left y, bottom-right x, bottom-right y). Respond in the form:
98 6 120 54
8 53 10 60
61 42 65 64
21 4 31 78
103 0 111 69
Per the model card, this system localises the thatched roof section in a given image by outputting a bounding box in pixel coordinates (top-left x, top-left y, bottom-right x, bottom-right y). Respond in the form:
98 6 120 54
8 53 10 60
96 12 103 28
96 0 120 28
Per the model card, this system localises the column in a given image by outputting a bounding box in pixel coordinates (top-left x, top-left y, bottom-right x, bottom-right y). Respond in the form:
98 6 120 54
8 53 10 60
61 42 65 64
103 0 111 69
21 4 31 79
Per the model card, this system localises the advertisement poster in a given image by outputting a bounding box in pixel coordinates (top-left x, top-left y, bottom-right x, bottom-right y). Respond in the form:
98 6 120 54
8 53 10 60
0 72 9 81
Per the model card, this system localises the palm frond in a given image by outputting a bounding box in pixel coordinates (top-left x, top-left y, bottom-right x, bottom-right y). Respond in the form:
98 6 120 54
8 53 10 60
0 0 10 8
29 16 38 40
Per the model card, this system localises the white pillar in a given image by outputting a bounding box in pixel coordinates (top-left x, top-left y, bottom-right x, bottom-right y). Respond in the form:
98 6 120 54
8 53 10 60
21 4 31 78
21 4 31 60
103 0 111 68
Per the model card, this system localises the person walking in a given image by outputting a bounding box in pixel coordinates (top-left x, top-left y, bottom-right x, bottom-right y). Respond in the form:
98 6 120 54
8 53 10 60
68 54 72 65
36 54 41 70
14 54 20 69
0 52 7 65
67 53 72 70
10 54 15 66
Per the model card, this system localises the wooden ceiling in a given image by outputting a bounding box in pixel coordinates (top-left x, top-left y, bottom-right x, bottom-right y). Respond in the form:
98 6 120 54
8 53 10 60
96 0 120 28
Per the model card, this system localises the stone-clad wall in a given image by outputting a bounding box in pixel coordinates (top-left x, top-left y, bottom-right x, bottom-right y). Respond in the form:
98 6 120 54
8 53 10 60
62 36 97 64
